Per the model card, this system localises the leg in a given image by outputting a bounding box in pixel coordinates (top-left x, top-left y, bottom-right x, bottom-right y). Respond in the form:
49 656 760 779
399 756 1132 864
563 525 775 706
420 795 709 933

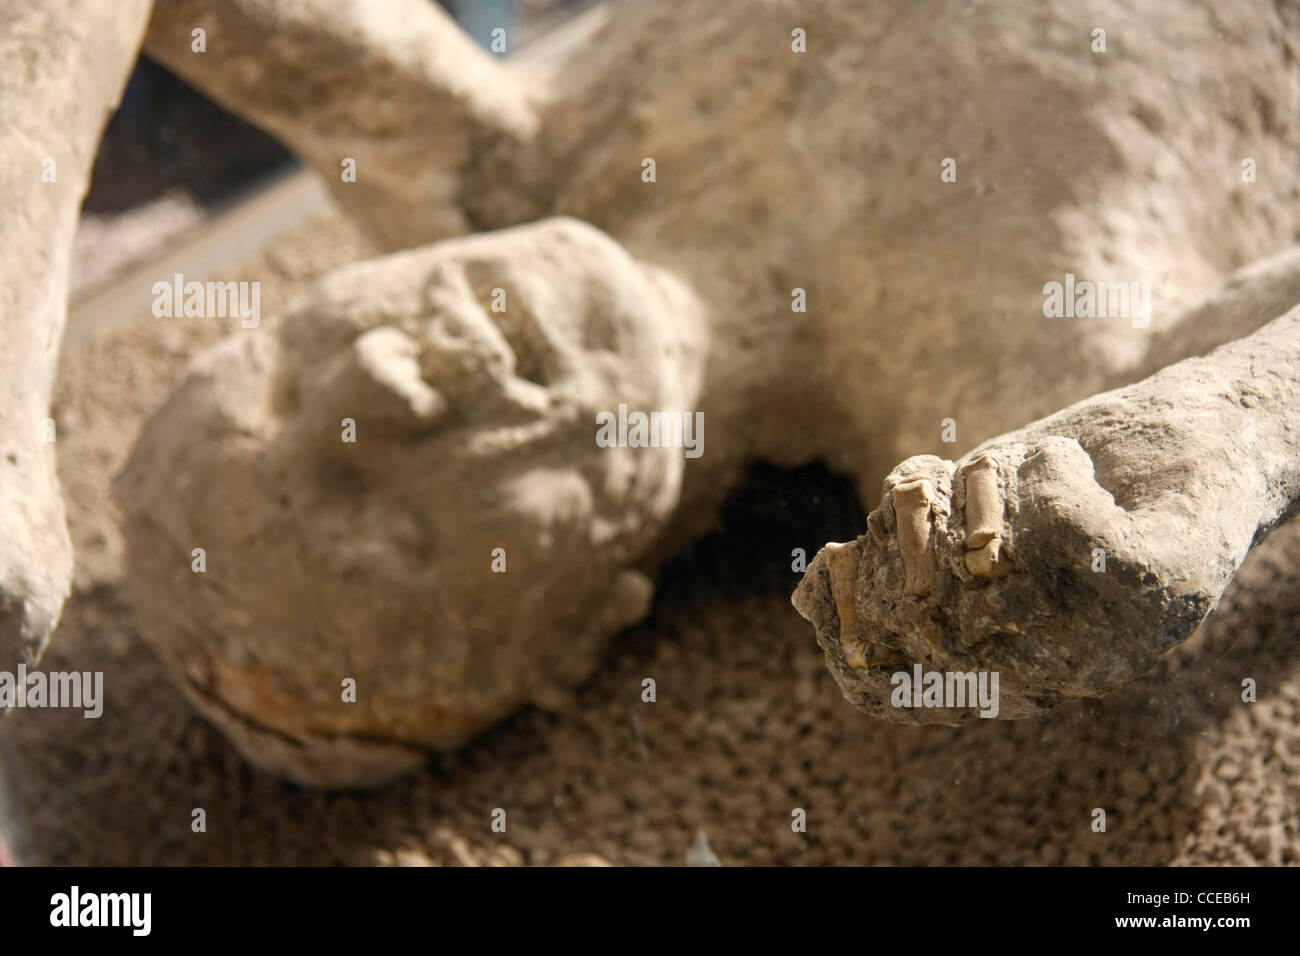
0 0 153 668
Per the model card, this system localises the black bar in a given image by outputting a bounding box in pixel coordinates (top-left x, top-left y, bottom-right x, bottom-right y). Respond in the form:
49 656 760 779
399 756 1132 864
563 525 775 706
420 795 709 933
0 866 1279 943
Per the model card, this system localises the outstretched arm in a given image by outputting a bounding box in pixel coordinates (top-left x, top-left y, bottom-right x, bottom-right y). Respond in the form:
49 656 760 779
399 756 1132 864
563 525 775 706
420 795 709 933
144 0 540 250
795 284 1300 723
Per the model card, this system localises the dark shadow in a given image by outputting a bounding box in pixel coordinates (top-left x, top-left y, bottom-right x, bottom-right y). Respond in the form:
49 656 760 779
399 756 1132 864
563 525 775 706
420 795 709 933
84 58 294 215
654 461 866 602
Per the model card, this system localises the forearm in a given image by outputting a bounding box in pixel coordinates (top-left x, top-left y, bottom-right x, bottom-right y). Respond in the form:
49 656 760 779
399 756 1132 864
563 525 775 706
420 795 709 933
1008 309 1300 578
144 0 539 249
794 306 1300 724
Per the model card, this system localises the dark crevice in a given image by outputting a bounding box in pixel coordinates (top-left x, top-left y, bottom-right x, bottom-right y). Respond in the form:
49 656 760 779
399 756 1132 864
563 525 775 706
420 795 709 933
651 461 866 609
85 58 294 215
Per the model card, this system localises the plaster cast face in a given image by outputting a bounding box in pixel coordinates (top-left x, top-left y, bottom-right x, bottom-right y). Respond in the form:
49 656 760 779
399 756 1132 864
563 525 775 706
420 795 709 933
114 218 710 784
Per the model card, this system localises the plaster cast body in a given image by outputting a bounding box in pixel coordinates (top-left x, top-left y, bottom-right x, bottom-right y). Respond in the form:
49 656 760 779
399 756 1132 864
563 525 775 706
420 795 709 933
3 0 1300 784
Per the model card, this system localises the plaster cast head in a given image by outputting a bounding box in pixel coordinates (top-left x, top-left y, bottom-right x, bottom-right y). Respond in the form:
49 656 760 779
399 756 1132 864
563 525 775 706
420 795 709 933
114 217 708 786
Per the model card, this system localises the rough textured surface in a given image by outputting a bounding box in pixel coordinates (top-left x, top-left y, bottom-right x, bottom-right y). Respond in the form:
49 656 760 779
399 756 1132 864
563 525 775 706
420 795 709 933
58 208 379 595
109 0 1300 784
155 0 1300 481
0 0 154 670
796 304 1300 723
113 217 707 786
1 202 1296 864
5 460 1300 865
586 0 1299 544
